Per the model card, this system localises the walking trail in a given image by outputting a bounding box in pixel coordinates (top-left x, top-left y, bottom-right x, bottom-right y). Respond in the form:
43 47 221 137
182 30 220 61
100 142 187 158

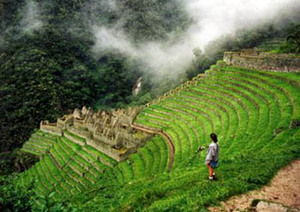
209 160 300 211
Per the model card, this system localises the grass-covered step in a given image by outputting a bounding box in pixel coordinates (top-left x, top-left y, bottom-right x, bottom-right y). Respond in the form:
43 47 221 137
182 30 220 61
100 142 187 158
49 147 66 168
189 84 252 150
76 148 96 163
54 184 66 198
223 68 297 122
180 95 228 141
68 160 87 176
44 155 63 182
53 143 71 165
27 139 53 149
135 116 168 130
216 73 284 153
59 169 84 191
70 152 93 169
31 134 57 145
22 142 48 153
159 102 210 146
35 130 58 139
164 96 224 137
194 82 251 130
154 102 206 139
63 130 86 146
130 135 169 179
39 158 58 186
219 68 296 152
179 91 231 143
84 172 98 184
82 145 117 167
145 106 198 152
20 131 58 156
117 161 134 182
201 76 271 154
178 90 241 152
21 146 43 156
140 137 168 174
92 160 108 174
113 167 125 184
63 166 90 189
221 68 293 127
149 105 205 163
184 87 241 145
59 137 82 153
129 154 146 179
18 130 119 201
137 112 184 167
222 73 281 125
57 138 105 179
34 163 52 194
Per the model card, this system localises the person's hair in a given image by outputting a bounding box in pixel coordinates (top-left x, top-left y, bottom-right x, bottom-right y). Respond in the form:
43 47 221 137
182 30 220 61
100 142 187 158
210 133 218 143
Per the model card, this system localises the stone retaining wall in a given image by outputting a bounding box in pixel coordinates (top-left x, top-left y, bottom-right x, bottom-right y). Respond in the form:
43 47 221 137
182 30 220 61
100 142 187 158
40 121 62 136
224 49 300 72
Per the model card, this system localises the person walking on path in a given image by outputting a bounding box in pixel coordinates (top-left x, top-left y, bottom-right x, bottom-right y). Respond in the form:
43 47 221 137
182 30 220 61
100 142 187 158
206 133 219 181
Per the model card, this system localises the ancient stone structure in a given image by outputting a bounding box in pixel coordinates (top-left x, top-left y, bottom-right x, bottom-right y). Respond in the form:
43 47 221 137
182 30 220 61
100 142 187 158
224 49 300 72
40 106 151 161
40 120 63 136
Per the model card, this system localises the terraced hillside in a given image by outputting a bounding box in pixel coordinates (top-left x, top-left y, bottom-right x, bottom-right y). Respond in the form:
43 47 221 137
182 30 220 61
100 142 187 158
18 130 119 201
18 129 169 202
18 63 299 211
135 64 299 168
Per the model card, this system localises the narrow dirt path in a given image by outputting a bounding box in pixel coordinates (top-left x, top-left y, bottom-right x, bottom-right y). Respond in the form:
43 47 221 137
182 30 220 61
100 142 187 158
131 124 175 170
209 160 300 211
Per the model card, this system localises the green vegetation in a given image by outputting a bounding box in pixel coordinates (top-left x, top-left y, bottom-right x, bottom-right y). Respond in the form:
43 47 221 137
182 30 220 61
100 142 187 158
72 65 298 211
278 23 300 53
1 0 299 211
16 131 117 207
0 0 190 152
0 174 33 211
9 64 299 211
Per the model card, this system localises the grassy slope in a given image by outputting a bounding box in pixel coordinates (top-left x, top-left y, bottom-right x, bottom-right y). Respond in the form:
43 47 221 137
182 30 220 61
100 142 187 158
18 65 299 211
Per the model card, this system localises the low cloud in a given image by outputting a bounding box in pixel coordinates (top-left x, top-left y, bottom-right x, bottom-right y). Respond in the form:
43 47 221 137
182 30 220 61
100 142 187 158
20 0 43 33
91 0 300 76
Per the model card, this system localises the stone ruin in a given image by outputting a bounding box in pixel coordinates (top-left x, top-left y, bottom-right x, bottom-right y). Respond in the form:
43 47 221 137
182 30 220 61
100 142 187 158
40 106 152 161
224 49 300 72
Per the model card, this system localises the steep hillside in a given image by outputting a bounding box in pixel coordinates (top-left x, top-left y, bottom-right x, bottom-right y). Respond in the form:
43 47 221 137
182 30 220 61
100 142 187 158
17 57 300 210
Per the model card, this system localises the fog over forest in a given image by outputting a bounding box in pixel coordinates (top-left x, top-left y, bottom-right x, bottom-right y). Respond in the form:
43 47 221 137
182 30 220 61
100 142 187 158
4 0 300 77
90 0 300 76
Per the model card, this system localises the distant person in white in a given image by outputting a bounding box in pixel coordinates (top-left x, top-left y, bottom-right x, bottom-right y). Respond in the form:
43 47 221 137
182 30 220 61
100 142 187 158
205 133 219 181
